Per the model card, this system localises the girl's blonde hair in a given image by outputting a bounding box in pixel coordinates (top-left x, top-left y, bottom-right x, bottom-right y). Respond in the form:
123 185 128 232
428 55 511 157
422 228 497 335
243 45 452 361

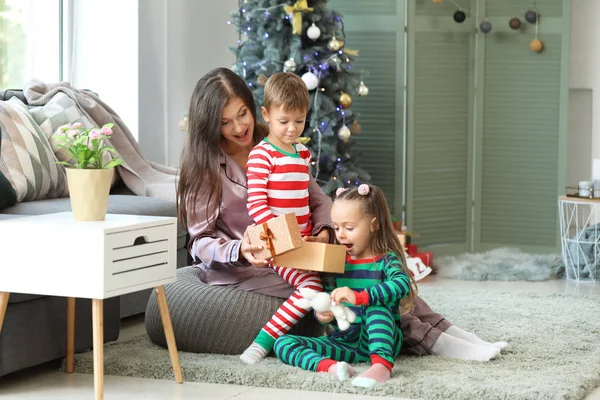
334 185 417 314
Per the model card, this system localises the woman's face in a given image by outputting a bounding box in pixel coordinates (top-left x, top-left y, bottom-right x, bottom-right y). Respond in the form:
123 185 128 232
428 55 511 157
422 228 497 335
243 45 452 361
220 96 254 148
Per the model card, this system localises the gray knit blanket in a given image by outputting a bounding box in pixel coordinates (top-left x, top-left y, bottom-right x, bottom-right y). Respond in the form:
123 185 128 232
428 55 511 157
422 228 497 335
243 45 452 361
23 81 178 202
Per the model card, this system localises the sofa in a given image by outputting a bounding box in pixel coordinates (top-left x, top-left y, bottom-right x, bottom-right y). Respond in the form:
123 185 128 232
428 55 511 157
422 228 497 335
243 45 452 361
0 89 189 378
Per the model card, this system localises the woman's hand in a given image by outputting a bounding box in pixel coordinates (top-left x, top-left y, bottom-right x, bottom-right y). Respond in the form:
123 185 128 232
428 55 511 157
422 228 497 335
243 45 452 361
240 226 270 267
331 287 356 305
303 229 330 244
315 310 334 324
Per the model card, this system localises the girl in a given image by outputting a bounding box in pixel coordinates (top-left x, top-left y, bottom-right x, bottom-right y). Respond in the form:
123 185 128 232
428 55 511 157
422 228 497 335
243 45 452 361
274 184 418 388
274 184 504 388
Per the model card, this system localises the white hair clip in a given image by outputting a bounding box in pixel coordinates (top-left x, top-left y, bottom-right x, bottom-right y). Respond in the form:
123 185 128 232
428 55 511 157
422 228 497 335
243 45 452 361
358 184 370 196
336 187 347 197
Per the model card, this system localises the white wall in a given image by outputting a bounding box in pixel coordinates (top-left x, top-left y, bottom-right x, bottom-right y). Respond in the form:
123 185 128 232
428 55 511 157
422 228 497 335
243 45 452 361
138 0 238 167
569 0 600 182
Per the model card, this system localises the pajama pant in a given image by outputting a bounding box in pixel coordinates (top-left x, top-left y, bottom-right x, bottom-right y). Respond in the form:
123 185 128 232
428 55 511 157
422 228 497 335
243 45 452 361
274 305 402 371
252 265 323 351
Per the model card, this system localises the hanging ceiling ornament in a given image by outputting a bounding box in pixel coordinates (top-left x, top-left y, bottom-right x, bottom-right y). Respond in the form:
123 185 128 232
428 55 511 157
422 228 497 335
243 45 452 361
283 0 314 35
479 21 492 34
301 71 319 91
509 17 521 30
530 39 543 53
358 81 369 97
307 23 321 40
338 125 352 143
283 58 296 72
453 10 466 23
524 10 538 24
328 36 343 52
339 91 353 109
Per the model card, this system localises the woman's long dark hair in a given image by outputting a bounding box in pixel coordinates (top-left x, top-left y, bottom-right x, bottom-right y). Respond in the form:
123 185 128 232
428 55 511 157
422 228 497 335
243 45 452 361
177 68 264 228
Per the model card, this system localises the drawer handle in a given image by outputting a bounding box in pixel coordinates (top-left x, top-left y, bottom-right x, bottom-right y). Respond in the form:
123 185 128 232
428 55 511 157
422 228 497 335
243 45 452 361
133 236 149 246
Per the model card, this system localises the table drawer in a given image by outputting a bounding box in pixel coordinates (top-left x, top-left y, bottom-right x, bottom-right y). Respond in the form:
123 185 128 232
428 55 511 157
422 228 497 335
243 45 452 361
104 223 175 294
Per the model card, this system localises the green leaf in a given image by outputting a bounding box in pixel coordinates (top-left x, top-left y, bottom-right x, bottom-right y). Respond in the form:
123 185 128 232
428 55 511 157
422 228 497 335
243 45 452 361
55 161 73 166
102 158 124 169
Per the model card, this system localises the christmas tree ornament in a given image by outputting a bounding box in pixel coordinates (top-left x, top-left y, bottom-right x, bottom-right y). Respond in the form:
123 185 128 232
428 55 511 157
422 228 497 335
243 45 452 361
328 36 343 52
433 0 443 3
283 58 296 72
339 91 353 108
524 10 538 24
338 125 351 142
301 71 319 91
283 0 314 35
358 81 369 97
307 23 321 40
257 75 268 86
331 56 342 71
453 10 466 23
529 39 543 53
509 17 521 30
349 121 361 135
479 21 492 33
178 116 188 132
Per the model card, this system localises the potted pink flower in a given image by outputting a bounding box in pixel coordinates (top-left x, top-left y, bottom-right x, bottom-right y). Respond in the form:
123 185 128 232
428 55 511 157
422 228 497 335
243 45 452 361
55 122 124 221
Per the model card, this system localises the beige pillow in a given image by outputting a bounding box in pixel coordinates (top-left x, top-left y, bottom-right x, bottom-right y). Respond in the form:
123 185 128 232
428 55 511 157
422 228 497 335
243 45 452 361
0 98 68 202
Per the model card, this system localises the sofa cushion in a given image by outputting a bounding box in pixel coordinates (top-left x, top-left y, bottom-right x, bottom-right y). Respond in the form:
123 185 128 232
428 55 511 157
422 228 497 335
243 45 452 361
0 136 17 210
0 97 68 202
1 194 187 249
28 92 119 187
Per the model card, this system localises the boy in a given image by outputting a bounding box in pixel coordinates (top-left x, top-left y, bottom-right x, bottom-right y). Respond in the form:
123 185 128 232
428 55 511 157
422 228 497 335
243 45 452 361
241 72 326 364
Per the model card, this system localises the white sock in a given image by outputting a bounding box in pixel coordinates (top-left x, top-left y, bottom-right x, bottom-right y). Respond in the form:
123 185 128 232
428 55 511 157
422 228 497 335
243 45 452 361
431 332 501 362
240 342 269 364
446 325 509 350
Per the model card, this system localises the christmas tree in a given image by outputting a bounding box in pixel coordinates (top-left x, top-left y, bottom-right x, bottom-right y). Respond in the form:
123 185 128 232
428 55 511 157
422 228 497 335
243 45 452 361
229 0 371 196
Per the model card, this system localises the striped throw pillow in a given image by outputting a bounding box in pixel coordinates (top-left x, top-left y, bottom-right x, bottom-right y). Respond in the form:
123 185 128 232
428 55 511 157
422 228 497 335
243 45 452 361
0 97 68 202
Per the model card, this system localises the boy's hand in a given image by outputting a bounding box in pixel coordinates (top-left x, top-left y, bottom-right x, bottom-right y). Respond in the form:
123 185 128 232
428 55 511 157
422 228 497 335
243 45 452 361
315 310 334 323
331 287 356 305
304 230 330 244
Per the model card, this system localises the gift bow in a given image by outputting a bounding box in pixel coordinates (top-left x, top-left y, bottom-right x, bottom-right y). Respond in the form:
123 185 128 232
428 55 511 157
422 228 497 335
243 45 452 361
284 0 314 35
259 224 276 258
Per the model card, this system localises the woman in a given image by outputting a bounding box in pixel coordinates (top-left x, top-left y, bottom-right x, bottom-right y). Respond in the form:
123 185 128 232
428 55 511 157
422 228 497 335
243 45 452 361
177 67 507 361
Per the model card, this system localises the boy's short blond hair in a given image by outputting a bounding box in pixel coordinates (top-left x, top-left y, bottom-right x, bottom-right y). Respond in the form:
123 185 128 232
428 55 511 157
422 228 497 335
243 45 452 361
263 72 310 112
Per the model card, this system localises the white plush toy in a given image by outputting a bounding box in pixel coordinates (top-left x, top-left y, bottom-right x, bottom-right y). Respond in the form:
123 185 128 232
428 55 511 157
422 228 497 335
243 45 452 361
294 288 357 331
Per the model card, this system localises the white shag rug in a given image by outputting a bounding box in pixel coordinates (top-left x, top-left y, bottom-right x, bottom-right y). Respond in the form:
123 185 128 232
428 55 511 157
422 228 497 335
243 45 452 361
433 248 564 281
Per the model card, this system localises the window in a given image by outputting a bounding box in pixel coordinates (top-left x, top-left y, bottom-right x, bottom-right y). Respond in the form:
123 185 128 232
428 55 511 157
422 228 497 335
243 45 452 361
0 0 61 88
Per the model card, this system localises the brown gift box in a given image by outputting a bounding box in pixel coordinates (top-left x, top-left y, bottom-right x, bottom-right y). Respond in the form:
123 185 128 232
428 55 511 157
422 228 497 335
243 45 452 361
274 242 347 274
247 213 304 260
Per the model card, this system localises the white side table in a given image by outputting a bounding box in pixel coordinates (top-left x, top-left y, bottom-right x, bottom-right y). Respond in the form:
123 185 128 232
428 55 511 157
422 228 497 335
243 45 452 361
0 212 183 399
